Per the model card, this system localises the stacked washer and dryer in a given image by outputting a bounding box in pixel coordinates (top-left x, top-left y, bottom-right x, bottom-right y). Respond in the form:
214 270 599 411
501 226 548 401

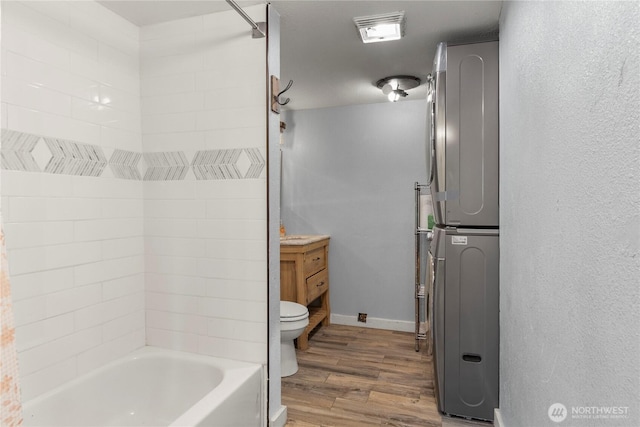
426 40 500 422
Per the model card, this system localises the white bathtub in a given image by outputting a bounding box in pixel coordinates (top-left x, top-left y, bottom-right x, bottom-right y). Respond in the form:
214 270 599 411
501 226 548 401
22 347 264 427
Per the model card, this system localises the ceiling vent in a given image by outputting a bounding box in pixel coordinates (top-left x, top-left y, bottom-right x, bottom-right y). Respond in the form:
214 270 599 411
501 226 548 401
353 11 406 44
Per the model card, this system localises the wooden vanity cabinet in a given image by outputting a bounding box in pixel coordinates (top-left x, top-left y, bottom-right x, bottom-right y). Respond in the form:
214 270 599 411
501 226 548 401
280 237 330 350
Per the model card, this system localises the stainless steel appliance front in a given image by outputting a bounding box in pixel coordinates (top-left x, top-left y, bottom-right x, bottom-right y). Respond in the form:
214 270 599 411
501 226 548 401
429 41 500 227
430 226 499 421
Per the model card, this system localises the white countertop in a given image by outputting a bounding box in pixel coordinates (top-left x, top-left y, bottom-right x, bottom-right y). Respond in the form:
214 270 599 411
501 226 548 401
279 234 330 246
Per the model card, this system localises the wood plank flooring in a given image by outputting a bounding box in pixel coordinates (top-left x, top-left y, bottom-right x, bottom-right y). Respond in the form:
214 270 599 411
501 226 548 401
282 324 488 427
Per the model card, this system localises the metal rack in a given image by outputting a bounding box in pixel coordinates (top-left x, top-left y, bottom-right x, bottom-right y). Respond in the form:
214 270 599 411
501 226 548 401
414 182 432 353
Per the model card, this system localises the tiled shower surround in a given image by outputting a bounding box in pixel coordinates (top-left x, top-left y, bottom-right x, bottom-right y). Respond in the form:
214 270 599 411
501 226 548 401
0 1 268 400
1 129 265 180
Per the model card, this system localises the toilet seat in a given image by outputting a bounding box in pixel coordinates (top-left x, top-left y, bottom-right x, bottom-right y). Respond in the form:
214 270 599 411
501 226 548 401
280 301 309 322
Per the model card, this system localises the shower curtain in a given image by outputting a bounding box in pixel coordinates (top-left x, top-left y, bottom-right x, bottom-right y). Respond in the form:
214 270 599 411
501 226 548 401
1 213 23 426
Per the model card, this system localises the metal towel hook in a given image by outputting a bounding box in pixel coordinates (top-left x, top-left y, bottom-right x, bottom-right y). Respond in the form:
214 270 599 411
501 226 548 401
276 80 293 106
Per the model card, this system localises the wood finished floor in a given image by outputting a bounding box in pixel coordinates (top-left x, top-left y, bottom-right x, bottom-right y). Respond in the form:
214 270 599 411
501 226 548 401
282 325 488 427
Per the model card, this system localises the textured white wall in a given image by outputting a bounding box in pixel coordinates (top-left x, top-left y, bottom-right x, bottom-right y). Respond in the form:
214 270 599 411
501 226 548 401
499 1 639 425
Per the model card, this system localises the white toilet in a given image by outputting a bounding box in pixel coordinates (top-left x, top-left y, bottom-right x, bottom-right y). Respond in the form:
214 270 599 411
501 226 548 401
280 301 309 377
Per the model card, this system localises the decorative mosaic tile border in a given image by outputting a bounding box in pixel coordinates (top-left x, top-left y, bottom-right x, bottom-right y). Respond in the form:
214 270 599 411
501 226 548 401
0 129 265 181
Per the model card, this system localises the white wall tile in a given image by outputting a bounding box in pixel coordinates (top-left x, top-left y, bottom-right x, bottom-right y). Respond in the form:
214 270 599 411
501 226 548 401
74 255 144 286
194 179 265 200
146 328 199 353
4 1 270 395
102 311 144 342
7 197 102 222
101 199 143 219
72 177 143 199
76 328 143 376
3 0 146 400
141 72 195 97
146 291 199 314
13 295 47 327
3 221 74 249
145 255 198 276
205 239 265 261
98 43 139 77
146 310 206 335
2 171 74 198
3 1 98 61
198 335 266 364
19 325 102 376
2 24 71 70
10 267 75 301
197 258 267 282
99 126 141 151
7 104 101 146
75 292 144 329
145 273 206 296
2 102 8 128
142 111 197 135
203 126 264 151
203 84 263 111
144 199 206 219
198 297 266 323
207 318 267 343
204 278 267 302
69 52 139 95
195 106 265 131
141 91 205 116
141 53 202 78
8 241 102 275
205 198 266 220
20 358 77 402
73 218 143 242
144 218 198 238
102 274 145 301
102 237 144 260
142 131 205 152
196 219 266 240
15 313 75 352
145 237 205 258
2 76 73 116
71 97 138 131
3 52 100 100
45 283 102 318
98 84 140 114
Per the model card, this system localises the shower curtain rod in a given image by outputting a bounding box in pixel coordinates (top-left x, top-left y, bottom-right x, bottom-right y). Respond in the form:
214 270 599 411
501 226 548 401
225 0 266 38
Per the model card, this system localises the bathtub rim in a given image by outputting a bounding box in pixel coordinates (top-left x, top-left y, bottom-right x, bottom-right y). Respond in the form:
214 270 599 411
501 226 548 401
22 345 264 426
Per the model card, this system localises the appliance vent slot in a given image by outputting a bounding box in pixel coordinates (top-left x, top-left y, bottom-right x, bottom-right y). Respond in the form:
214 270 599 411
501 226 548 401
353 11 405 28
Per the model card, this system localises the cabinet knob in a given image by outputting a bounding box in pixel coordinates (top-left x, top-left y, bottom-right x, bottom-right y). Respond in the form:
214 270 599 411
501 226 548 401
317 281 325 287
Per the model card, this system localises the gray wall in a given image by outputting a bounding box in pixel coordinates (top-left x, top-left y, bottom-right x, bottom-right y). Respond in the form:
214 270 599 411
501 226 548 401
281 100 427 324
499 1 639 426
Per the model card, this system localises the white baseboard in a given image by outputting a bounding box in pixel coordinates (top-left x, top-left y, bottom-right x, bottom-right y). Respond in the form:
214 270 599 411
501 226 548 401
494 408 505 427
270 405 287 427
331 314 414 332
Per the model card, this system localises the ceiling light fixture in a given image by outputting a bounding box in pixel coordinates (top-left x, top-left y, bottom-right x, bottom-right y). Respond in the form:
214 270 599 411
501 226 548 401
376 75 422 102
353 11 406 44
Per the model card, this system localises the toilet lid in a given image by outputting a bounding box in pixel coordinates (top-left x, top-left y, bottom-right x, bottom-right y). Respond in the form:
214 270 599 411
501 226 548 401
280 301 309 319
